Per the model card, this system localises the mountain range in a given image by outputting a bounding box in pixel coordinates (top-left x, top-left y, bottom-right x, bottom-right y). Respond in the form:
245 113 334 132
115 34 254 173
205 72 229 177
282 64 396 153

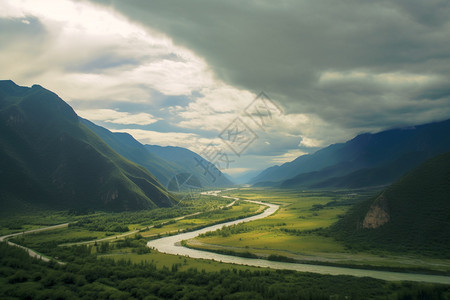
82 120 233 190
147 145 234 186
251 119 450 189
0 80 178 213
2 79 449 216
330 150 450 257
81 119 233 191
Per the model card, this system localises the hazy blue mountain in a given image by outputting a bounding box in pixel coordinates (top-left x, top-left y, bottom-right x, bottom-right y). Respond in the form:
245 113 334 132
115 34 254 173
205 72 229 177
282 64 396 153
145 145 234 187
82 122 233 190
251 119 450 189
81 119 183 187
330 151 450 257
230 169 263 185
0 80 176 213
249 143 351 185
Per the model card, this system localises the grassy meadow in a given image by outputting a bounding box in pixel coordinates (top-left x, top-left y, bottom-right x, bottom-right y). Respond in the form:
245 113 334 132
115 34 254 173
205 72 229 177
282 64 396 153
191 188 360 255
2 188 450 299
5 187 450 274
186 188 450 273
7 192 260 262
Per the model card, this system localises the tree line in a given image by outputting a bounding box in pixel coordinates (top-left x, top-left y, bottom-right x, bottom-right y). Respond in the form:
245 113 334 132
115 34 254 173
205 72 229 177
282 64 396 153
1 242 448 299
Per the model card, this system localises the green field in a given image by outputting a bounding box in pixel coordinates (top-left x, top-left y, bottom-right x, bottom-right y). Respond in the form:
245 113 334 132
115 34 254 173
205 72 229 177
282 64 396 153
187 188 450 273
4 191 267 276
8 192 260 259
0 211 76 236
2 188 450 298
191 188 361 256
8 188 450 273
3 243 446 299
2 192 226 236
103 248 265 273
140 200 262 238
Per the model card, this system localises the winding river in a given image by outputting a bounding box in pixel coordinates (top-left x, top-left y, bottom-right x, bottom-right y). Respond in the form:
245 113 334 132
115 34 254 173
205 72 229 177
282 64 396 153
147 196 450 285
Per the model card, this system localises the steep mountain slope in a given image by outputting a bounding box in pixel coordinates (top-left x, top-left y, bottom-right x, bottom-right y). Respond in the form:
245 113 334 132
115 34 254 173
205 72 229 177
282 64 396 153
250 143 346 184
146 145 234 187
82 120 233 189
330 151 450 257
81 119 183 186
0 80 176 213
252 119 450 189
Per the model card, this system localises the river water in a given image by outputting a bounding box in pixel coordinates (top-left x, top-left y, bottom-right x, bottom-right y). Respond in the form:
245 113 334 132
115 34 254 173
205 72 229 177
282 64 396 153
147 198 450 284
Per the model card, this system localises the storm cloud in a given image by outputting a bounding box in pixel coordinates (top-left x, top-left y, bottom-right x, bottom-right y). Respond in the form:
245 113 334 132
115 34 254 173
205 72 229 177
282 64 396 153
89 0 450 131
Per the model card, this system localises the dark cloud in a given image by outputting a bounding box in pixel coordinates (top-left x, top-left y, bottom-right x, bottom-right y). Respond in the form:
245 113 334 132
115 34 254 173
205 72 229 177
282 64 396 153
87 0 450 128
88 0 450 135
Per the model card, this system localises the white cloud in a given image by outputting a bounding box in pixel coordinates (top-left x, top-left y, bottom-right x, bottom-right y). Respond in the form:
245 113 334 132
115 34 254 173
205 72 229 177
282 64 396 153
299 136 322 148
78 109 159 125
175 85 256 131
270 149 308 165
1 0 293 154
0 0 214 103
128 58 214 96
0 1 25 18
172 88 314 141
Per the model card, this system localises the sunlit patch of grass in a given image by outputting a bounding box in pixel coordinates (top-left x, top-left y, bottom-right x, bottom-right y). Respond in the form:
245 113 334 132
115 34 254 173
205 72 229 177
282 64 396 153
8 191 262 257
186 188 450 273
11 227 104 247
193 189 356 255
103 249 264 272
197 232 346 254
140 201 261 237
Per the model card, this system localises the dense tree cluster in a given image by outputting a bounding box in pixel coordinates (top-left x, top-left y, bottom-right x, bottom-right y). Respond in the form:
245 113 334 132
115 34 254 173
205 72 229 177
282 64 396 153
70 218 129 232
200 224 251 238
1 243 448 299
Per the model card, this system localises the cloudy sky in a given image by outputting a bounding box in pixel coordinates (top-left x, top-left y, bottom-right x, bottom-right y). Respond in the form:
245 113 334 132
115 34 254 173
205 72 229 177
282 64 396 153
1 0 449 179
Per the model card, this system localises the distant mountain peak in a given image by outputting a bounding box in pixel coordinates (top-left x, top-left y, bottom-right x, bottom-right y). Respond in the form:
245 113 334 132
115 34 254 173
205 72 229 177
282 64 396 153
251 118 450 189
0 80 29 96
0 79 17 86
31 84 44 89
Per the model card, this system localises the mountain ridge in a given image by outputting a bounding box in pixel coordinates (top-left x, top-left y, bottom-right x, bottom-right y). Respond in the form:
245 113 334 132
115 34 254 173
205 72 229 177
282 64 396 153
146 144 234 187
329 151 450 257
82 120 234 189
251 119 450 189
0 80 177 213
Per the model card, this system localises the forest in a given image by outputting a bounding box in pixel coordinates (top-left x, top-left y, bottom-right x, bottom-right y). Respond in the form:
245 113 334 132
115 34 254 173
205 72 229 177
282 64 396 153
1 242 448 300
